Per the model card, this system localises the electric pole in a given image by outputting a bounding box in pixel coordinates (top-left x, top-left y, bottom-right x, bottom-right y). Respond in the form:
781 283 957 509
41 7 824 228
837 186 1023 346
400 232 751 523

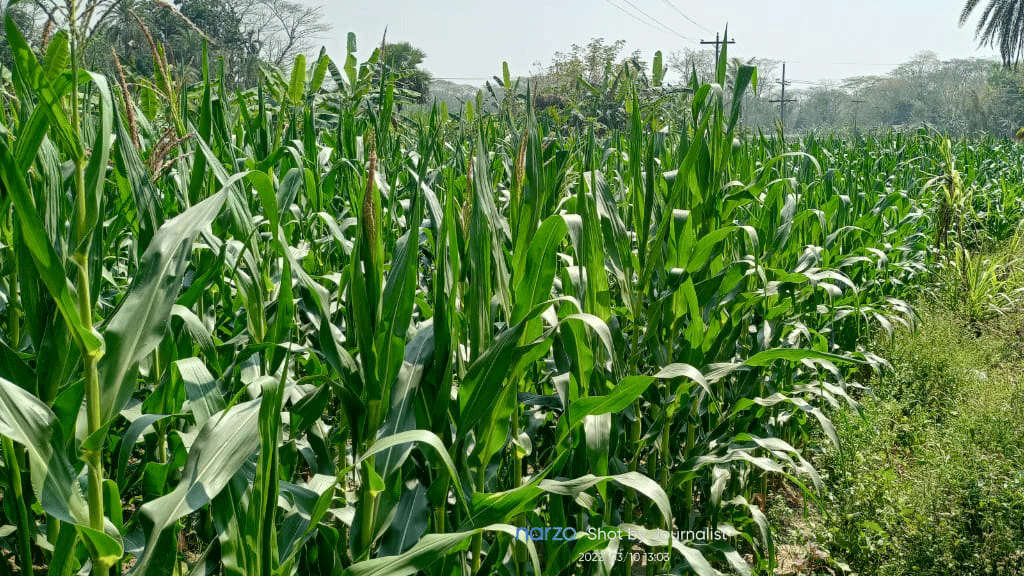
769 62 796 138
700 32 735 74
851 98 866 136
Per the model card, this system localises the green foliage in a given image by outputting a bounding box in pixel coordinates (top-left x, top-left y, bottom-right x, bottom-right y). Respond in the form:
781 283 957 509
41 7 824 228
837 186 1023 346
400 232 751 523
930 225 1024 324
818 308 1024 575
0 18 1023 576
960 0 1024 68
27 0 332 89
380 41 432 103
529 37 660 130
874 309 987 421
659 48 1024 137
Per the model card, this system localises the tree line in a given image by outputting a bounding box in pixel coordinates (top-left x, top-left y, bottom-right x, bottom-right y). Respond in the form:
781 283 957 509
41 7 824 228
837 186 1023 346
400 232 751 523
426 39 1024 139
5 0 1024 138
0 0 329 88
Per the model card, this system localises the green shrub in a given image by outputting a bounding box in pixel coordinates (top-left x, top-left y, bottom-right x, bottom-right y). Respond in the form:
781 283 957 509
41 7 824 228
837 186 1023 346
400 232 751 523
815 309 1024 575
871 308 991 422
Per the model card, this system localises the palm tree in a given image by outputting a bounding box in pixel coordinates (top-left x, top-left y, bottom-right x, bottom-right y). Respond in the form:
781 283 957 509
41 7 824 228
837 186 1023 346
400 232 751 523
959 0 1024 67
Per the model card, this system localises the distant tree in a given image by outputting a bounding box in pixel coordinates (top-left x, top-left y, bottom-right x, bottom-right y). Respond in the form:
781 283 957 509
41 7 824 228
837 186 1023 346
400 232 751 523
0 3 42 68
429 78 480 110
227 0 330 67
167 0 328 79
539 38 632 94
20 0 328 87
793 87 848 131
985 63 1024 131
669 49 778 130
380 42 432 103
527 37 651 129
669 47 714 83
960 0 1024 67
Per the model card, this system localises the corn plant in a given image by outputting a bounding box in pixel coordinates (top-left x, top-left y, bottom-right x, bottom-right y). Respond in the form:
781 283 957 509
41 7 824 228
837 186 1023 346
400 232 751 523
0 18 1020 576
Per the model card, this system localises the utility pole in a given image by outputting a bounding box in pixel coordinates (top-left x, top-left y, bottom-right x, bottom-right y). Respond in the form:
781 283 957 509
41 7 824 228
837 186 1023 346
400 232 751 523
769 62 796 138
851 98 866 135
700 31 735 74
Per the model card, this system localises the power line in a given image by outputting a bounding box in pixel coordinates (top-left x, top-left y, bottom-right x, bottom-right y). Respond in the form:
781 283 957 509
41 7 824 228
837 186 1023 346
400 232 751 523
785 59 903 67
789 79 842 86
658 0 713 33
603 0 673 39
686 50 905 78
606 0 695 42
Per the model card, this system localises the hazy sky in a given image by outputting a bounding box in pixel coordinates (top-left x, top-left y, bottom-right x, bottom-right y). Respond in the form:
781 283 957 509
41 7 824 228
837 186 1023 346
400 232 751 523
314 1 1001 86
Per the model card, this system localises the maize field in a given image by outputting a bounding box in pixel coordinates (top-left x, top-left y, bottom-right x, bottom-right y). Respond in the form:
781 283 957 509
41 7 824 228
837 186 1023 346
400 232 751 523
1 17 1023 576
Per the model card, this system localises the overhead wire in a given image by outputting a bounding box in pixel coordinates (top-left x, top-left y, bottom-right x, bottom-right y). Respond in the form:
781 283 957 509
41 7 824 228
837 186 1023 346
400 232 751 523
619 0 696 41
785 59 905 67
603 0 695 42
431 3 911 88
432 12 969 89
658 0 714 34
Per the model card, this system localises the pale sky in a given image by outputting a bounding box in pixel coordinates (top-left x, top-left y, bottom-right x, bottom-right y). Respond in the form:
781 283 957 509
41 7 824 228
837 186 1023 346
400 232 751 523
311 1 1001 86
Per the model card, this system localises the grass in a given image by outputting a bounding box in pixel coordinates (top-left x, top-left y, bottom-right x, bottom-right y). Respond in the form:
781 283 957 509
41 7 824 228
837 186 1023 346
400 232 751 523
930 227 1024 326
775 304 1024 575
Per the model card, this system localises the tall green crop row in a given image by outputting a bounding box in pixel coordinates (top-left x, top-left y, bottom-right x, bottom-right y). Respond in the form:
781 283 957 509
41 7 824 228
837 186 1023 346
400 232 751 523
0 19 1020 576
